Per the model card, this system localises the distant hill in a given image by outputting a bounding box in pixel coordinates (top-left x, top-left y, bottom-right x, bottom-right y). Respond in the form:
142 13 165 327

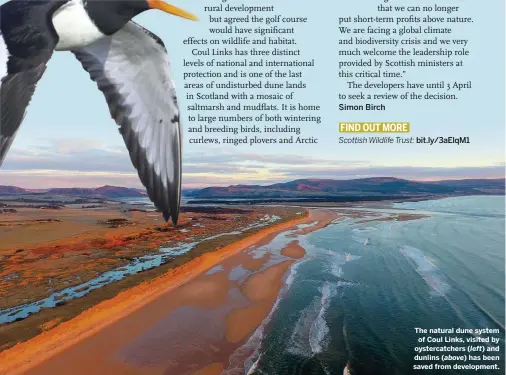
186 177 505 199
48 185 146 198
1 178 504 200
0 185 28 195
0 185 146 198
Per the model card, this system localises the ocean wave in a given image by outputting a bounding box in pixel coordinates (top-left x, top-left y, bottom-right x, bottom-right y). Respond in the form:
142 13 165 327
287 297 320 357
328 251 361 278
222 259 309 375
309 282 337 354
286 281 339 360
400 245 450 296
246 354 262 375
345 253 361 262
331 263 343 278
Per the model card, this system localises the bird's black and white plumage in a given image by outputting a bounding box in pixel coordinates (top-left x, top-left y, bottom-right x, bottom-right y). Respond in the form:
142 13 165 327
0 0 66 165
0 0 198 225
74 21 182 224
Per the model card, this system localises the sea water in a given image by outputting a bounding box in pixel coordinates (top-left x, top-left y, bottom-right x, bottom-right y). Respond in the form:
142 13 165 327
240 196 505 375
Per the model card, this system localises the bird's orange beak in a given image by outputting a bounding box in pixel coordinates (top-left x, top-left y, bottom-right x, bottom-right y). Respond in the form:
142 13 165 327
147 0 199 21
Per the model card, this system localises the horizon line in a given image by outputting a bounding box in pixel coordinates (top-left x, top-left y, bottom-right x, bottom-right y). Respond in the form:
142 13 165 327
2 176 505 191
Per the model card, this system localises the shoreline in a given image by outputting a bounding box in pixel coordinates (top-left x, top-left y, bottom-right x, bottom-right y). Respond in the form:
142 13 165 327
0 196 501 375
0 209 314 375
0 205 302 350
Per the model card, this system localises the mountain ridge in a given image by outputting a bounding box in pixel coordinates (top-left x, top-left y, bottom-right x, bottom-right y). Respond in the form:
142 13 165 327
0 185 146 198
186 177 505 198
1 177 503 199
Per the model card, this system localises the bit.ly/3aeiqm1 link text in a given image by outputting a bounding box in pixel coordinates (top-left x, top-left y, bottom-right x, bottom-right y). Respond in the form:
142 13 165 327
339 136 470 145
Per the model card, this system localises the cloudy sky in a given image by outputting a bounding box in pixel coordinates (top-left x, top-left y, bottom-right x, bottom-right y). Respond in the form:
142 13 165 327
1 0 504 188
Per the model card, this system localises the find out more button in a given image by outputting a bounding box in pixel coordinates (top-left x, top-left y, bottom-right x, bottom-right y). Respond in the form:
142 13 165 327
339 122 410 133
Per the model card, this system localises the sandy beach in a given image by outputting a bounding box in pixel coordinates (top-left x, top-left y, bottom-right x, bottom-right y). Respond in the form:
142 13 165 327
0 208 338 375
0 203 302 350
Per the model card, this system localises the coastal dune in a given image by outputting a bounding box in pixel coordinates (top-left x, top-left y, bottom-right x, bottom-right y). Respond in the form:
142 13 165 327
0 209 337 375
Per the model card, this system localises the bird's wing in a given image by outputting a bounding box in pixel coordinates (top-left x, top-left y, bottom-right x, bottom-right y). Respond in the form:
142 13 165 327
73 21 182 224
0 0 65 166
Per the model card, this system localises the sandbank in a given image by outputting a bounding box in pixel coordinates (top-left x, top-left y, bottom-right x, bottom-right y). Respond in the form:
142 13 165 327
281 240 306 259
0 210 312 375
